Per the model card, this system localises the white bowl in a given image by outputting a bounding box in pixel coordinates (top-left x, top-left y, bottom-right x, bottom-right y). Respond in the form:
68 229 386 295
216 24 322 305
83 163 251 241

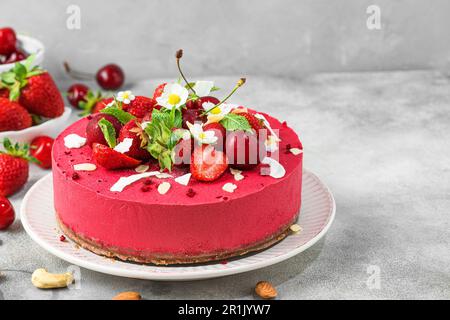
0 107 72 148
0 34 45 73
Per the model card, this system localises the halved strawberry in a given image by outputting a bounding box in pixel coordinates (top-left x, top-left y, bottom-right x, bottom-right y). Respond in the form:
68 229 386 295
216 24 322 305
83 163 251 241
118 120 151 160
153 83 167 100
122 96 157 118
190 145 228 182
92 143 141 170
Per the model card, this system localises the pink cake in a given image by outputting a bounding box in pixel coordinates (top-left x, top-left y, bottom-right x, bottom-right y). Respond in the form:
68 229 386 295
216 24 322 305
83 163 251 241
52 57 303 264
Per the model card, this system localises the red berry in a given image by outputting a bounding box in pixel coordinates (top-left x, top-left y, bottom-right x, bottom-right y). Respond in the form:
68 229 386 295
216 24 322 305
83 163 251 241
122 96 157 118
0 197 15 230
182 109 206 129
86 114 122 147
30 136 54 169
153 83 167 100
0 97 32 132
59 235 66 242
197 96 220 109
0 27 17 55
92 143 141 170
4 48 27 64
66 84 90 108
226 131 265 170
92 97 114 114
96 64 124 90
118 120 151 160
239 112 266 134
190 145 228 182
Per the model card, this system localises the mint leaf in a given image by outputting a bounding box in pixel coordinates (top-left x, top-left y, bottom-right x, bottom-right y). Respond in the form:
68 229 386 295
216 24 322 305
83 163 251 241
220 113 251 131
101 107 135 124
98 118 117 148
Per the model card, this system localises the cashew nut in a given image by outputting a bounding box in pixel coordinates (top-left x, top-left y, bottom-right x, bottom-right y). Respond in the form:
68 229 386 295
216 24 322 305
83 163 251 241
31 268 74 289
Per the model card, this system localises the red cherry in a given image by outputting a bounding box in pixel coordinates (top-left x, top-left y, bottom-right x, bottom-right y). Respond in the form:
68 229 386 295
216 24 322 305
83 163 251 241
30 136 54 169
0 197 15 230
185 96 220 110
86 114 122 147
182 109 206 129
226 131 265 170
4 48 27 64
0 27 17 55
203 122 226 151
66 83 90 108
96 64 124 90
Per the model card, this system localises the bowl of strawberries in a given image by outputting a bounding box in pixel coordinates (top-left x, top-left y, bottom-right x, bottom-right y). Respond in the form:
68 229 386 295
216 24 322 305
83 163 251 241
0 54 71 147
0 27 45 73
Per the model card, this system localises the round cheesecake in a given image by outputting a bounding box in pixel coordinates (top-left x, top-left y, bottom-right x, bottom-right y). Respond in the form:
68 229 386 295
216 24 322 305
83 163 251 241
52 112 303 265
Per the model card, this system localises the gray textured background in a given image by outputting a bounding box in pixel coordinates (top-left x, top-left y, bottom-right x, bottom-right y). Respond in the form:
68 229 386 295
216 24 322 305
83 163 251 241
1 0 450 300
1 0 450 82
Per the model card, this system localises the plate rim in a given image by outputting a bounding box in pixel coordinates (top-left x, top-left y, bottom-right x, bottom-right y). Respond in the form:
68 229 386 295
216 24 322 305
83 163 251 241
20 170 336 281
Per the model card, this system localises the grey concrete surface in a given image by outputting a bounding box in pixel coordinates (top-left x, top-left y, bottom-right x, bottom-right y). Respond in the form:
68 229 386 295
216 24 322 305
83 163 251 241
1 0 450 81
1 71 450 299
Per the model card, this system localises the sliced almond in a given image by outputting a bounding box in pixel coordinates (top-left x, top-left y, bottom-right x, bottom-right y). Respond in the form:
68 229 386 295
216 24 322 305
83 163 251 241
290 224 302 233
234 173 245 181
135 165 149 173
156 173 173 179
222 182 237 193
112 291 142 300
230 168 242 175
158 182 171 195
290 148 303 155
73 163 97 171
255 281 277 299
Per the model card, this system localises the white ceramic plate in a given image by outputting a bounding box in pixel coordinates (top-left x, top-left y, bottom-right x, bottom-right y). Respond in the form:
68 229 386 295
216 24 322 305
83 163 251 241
0 107 72 148
21 170 335 281
0 35 45 73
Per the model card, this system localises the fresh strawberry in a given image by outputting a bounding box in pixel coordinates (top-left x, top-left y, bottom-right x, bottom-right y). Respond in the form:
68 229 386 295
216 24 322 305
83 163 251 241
0 56 64 118
92 97 114 114
0 89 8 98
0 97 32 132
0 138 38 196
0 27 16 55
118 120 151 160
240 112 266 134
153 83 167 100
122 96 157 118
190 145 228 182
0 196 15 230
92 143 141 170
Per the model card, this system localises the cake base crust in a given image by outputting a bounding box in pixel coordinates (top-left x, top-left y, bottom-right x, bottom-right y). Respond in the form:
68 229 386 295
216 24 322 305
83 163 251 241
56 213 298 265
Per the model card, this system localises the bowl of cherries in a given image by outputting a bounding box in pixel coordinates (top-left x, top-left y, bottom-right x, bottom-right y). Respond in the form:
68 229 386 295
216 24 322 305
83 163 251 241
0 27 45 73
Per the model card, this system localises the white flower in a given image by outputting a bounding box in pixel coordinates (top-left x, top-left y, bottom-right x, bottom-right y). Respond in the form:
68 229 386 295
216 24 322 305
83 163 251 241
186 122 218 145
117 91 135 105
156 83 189 110
203 103 233 124
193 81 214 97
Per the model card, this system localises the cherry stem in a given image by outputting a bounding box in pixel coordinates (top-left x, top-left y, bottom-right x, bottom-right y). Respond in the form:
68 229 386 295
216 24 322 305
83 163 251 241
202 78 246 115
175 49 196 95
63 61 94 80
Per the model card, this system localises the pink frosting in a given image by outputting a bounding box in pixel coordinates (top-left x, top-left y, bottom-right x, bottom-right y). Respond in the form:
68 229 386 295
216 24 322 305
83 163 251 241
52 112 303 258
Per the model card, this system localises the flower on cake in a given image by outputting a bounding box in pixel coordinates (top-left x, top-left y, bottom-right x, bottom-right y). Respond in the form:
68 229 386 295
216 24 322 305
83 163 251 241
193 80 214 97
156 83 189 110
187 122 218 145
204 103 234 124
117 90 135 105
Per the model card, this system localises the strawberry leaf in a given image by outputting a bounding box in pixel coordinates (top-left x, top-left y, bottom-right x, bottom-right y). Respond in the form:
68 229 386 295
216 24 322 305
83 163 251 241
100 106 135 124
98 118 117 148
0 138 40 164
220 113 251 131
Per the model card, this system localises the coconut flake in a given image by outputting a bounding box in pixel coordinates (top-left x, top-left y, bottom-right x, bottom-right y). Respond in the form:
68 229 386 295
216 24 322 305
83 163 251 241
158 182 171 195
230 168 242 175
64 134 87 149
174 173 191 186
113 138 133 154
290 148 303 155
73 163 97 171
222 182 237 193
110 171 171 192
261 157 286 179
234 173 245 181
156 173 173 179
135 165 149 173
254 113 281 142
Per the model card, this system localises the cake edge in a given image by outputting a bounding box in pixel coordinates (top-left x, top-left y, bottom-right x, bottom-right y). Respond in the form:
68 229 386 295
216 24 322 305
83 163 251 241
56 212 299 265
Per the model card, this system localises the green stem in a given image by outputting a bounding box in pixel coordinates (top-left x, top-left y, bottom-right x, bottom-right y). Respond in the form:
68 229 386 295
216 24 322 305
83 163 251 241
176 58 196 95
